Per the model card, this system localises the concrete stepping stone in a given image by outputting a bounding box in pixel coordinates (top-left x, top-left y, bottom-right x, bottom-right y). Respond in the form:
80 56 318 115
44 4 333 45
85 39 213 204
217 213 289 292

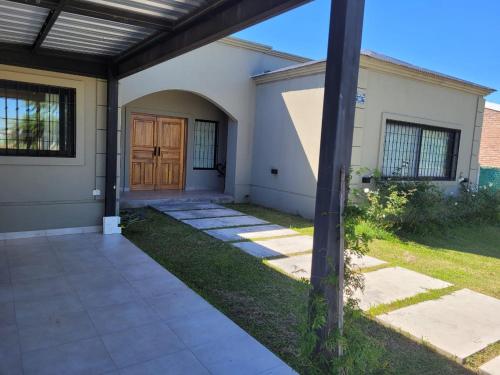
267 253 387 279
182 216 269 230
166 208 244 220
233 236 313 258
353 267 452 311
267 253 312 279
204 225 298 242
152 202 224 212
349 253 387 269
480 356 500 375
378 289 500 363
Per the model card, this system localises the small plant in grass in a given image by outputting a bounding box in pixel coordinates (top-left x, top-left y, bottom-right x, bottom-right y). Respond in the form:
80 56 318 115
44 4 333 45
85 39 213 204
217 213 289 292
299 174 386 374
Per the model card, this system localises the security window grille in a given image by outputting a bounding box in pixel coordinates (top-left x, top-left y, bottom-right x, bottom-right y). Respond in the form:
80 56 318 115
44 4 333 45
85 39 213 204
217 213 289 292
382 120 460 180
193 120 218 169
0 80 76 157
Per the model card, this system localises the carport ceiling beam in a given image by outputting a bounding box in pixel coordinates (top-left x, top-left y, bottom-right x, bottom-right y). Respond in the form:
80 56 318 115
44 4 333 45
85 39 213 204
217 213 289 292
32 0 67 51
0 42 108 78
115 0 312 78
5 0 174 31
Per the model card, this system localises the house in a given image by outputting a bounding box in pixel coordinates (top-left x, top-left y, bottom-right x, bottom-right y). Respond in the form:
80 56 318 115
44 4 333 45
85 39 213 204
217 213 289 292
479 102 500 189
0 37 494 235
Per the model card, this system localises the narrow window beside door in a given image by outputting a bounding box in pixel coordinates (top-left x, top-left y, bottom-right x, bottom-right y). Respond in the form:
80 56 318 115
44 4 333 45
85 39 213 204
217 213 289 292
0 79 76 157
193 119 218 169
382 119 460 180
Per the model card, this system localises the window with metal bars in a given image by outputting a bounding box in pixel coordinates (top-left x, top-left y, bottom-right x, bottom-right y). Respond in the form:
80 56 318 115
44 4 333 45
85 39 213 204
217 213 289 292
0 80 76 157
193 119 218 169
382 119 460 180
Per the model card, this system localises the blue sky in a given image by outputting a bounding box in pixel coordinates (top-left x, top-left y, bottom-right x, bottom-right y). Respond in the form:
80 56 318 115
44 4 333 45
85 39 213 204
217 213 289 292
235 0 500 103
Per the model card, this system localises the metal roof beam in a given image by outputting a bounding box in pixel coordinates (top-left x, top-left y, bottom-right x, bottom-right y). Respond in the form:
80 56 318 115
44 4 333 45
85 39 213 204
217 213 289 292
32 0 67 51
0 42 108 78
116 0 312 78
5 0 174 31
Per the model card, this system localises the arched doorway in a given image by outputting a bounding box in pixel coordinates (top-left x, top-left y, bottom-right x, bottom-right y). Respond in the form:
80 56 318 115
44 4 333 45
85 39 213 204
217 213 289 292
120 90 233 201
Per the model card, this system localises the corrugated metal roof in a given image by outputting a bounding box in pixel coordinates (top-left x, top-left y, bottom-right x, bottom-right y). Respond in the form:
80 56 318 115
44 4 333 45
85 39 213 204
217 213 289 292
79 0 207 20
0 0 49 45
42 12 156 55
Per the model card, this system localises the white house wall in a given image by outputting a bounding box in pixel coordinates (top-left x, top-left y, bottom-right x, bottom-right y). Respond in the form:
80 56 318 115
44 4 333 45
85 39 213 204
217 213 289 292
119 41 305 201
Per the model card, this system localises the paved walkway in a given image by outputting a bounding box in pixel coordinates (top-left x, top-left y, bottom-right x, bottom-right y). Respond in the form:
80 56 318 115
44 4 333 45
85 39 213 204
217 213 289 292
0 233 295 375
154 202 500 371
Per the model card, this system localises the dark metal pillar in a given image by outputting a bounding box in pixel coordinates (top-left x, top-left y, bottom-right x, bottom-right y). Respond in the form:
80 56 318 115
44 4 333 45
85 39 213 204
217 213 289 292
104 70 118 217
310 0 365 345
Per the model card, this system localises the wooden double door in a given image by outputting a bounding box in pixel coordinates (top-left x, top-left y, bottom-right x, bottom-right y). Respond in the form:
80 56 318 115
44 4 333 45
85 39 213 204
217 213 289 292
130 114 186 191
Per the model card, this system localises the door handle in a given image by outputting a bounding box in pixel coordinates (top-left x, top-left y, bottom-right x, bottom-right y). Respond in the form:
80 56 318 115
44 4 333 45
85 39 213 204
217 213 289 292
156 147 160 157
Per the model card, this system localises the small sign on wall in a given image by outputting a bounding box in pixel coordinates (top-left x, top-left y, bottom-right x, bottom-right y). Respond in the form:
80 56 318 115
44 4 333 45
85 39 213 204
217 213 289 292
356 88 366 108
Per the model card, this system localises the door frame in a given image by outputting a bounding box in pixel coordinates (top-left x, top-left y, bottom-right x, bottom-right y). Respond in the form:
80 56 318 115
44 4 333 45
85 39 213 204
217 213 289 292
129 112 188 191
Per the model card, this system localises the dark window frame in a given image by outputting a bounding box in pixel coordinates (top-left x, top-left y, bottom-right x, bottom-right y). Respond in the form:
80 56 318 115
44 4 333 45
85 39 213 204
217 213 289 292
381 119 461 181
193 119 218 170
0 79 76 158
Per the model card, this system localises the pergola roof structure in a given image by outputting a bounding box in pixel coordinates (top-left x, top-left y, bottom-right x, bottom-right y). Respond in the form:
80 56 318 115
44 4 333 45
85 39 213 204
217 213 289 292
1 0 367 348
0 0 311 78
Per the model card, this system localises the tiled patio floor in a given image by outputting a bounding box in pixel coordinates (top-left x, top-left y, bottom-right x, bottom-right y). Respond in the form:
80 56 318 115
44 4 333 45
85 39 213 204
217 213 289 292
0 234 295 375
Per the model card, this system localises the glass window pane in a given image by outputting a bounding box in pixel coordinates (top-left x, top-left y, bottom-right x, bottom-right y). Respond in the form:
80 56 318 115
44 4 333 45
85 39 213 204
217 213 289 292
382 121 420 178
193 120 217 169
419 129 451 178
0 80 75 157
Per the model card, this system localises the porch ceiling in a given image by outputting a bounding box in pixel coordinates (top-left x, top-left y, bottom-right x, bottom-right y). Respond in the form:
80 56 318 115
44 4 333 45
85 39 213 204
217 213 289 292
0 0 311 79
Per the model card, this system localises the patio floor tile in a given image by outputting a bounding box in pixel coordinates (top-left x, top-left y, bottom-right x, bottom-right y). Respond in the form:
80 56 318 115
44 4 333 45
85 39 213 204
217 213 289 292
146 288 215 322
204 224 298 242
0 302 16 328
118 260 171 282
152 202 224 212
0 325 23 375
378 289 500 362
14 293 84 328
0 283 13 303
182 215 269 229
353 267 452 310
22 337 116 375
192 331 289 375
480 356 500 375
166 208 244 220
168 308 243 348
9 262 65 283
119 349 210 375
232 235 313 258
130 273 187 299
12 276 72 302
18 310 97 352
87 300 160 335
1 233 297 374
101 322 186 368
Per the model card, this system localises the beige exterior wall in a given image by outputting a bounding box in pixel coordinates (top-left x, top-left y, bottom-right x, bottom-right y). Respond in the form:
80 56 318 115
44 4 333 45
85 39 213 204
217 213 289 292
251 63 486 219
121 90 228 192
118 39 308 201
0 65 104 233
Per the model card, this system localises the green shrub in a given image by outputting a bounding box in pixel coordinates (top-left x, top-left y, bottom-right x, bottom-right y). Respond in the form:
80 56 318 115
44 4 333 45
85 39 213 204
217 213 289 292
357 169 500 234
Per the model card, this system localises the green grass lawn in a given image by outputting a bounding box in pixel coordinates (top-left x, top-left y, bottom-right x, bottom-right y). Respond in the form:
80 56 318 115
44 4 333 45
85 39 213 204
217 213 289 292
228 203 500 299
122 206 482 374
